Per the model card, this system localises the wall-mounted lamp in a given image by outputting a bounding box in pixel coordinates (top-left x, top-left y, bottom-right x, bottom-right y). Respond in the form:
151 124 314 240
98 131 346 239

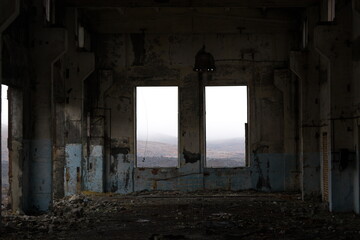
193 45 216 72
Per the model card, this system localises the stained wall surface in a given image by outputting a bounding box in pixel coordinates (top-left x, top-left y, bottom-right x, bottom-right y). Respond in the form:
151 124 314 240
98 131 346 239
81 9 300 194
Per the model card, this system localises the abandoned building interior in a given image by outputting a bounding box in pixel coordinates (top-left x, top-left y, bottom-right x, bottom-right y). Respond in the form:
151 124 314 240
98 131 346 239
1 0 360 239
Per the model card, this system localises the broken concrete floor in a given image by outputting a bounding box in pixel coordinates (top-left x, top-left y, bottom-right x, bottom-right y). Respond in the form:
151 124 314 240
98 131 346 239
1 191 360 239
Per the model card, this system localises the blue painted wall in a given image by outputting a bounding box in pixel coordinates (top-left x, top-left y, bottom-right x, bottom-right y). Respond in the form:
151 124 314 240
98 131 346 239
65 144 82 196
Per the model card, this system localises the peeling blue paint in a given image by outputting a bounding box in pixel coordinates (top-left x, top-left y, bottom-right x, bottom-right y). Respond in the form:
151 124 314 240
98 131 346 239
108 153 134 194
204 169 252 191
65 144 82 196
84 145 104 192
131 153 296 193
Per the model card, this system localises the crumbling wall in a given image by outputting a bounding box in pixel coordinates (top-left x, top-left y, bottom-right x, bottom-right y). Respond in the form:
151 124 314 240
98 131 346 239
86 18 300 193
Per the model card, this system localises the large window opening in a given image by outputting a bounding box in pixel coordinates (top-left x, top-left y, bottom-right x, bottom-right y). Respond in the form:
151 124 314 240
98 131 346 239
205 86 247 168
136 87 178 168
1 85 9 208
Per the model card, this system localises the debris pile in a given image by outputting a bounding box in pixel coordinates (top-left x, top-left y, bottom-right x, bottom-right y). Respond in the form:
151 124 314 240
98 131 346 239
1 194 126 239
1 191 360 239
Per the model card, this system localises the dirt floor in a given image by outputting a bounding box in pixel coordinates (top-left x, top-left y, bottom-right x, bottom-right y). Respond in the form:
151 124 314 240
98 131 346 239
1 191 360 239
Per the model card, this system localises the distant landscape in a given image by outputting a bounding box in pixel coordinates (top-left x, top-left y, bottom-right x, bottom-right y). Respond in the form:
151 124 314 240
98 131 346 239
137 134 245 168
2 124 9 205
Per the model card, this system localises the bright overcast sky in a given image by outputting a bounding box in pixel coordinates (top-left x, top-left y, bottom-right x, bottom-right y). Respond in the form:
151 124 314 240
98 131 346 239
137 87 178 139
206 86 247 140
2 85 8 125
136 86 247 141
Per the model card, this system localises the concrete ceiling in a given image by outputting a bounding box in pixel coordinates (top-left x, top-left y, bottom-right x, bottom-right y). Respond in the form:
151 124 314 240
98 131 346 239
81 7 302 34
66 0 319 8
73 0 313 34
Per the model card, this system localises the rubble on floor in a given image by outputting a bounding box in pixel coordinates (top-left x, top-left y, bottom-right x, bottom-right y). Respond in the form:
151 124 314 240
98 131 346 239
1 191 360 239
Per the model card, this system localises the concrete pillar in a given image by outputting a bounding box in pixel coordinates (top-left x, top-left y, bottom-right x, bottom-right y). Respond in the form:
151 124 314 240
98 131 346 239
288 6 324 202
63 8 95 196
352 0 360 213
314 3 353 212
9 88 23 212
273 69 299 191
0 0 20 223
290 6 323 202
28 27 67 211
290 51 321 200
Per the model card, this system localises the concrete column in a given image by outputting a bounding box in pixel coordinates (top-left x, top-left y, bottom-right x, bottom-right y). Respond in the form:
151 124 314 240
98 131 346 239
9 88 23 212
0 0 20 222
314 3 353 212
273 69 299 191
28 27 67 212
290 51 321 200
352 0 360 214
63 8 95 196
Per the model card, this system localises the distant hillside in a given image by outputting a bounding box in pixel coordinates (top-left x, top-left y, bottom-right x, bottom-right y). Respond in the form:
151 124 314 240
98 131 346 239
1 161 8 186
137 136 245 167
2 124 9 190
137 133 178 145
137 140 178 158
2 124 8 162
207 138 245 154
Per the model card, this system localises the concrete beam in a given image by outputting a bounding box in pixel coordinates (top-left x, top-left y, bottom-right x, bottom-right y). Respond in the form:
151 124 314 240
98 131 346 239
0 0 20 32
314 25 344 62
82 8 297 34
65 0 319 8
289 51 307 81
354 0 360 13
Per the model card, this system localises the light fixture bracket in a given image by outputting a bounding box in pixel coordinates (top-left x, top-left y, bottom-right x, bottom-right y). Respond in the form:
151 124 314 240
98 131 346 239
193 45 216 73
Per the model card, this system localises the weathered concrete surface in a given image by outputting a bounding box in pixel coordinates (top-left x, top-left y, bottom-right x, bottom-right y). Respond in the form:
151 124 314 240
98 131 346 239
53 8 95 198
0 0 20 223
295 6 322 201
83 145 104 192
28 26 67 212
65 144 82 196
52 58 66 200
8 88 23 212
352 0 360 214
65 0 319 8
314 2 354 212
87 8 300 194
7 0 360 215
0 0 19 33
290 51 321 200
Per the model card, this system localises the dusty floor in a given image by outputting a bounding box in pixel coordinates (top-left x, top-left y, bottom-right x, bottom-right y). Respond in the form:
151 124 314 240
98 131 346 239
1 191 360 239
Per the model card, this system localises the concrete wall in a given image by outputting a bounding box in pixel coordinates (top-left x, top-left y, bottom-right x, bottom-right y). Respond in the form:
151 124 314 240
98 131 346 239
6 0 360 215
288 0 360 212
82 13 300 193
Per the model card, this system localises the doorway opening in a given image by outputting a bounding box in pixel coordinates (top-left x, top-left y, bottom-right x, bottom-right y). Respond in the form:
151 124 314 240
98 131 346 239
205 86 247 168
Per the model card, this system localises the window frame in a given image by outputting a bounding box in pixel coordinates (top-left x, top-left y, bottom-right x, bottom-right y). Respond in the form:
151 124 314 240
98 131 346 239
203 85 249 169
134 85 180 169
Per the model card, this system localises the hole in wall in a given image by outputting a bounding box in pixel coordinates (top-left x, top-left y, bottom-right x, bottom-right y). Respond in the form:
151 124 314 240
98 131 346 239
1 85 9 209
205 86 247 168
136 87 178 168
